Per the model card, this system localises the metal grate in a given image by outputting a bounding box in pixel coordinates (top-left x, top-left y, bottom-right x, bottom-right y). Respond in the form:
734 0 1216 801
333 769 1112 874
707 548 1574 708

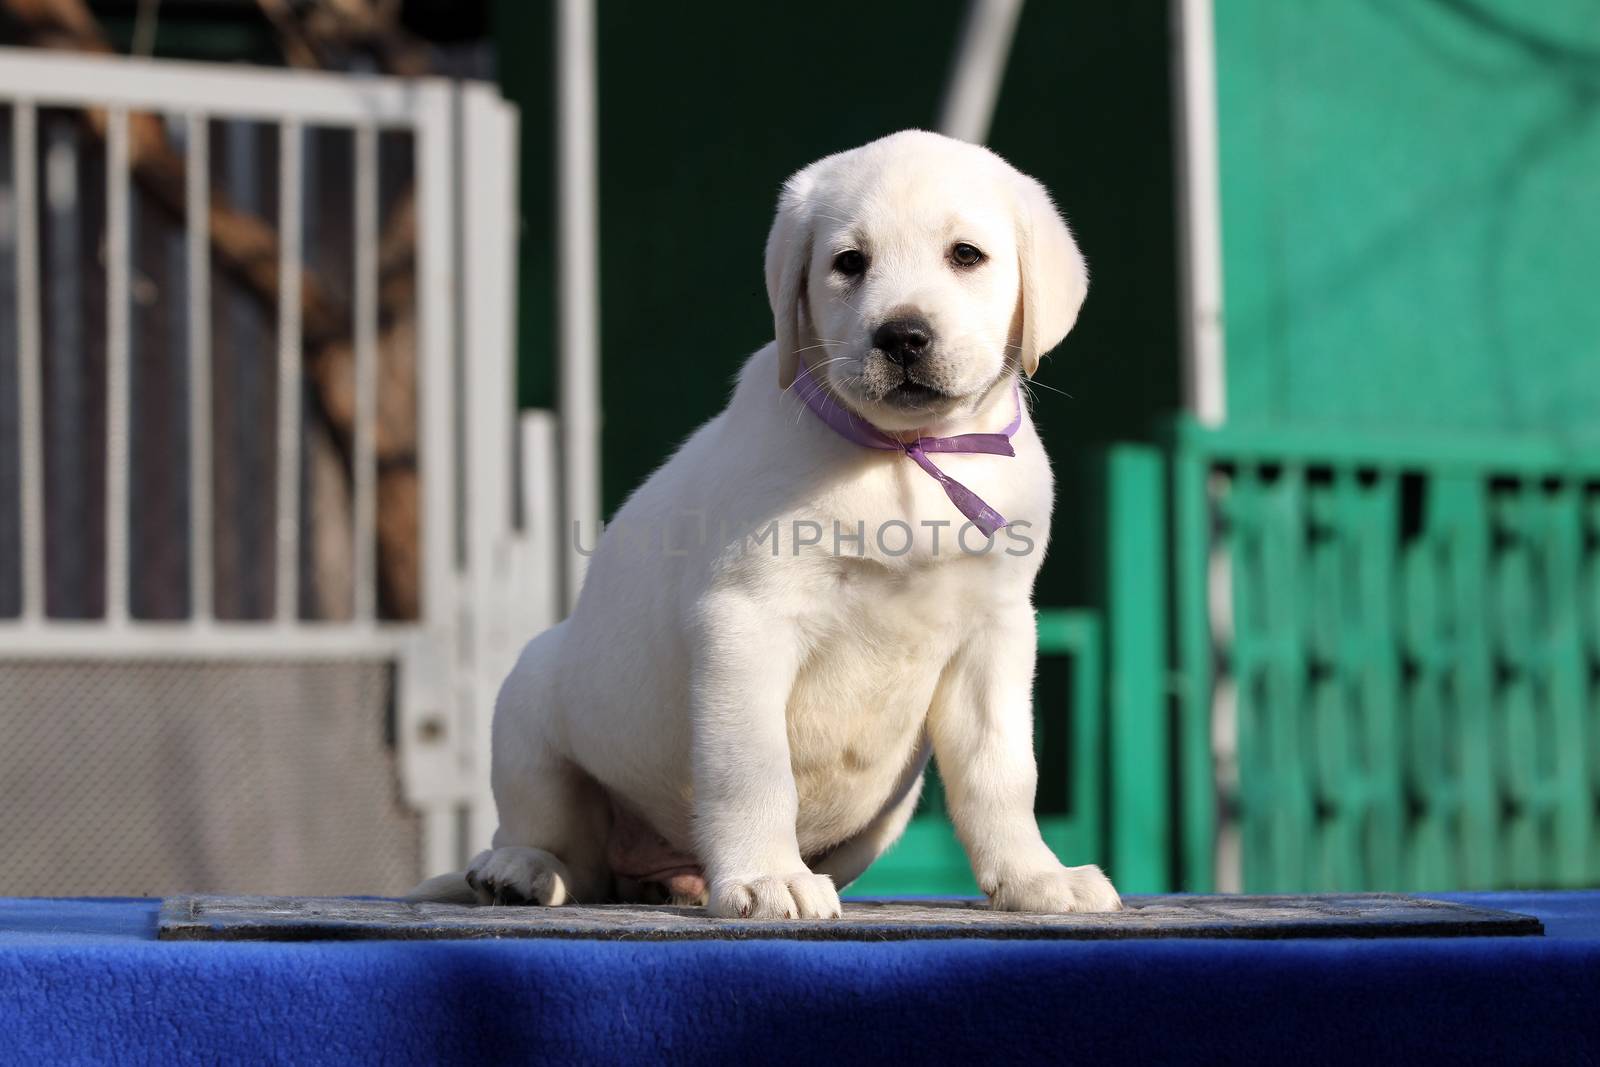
0 660 419 896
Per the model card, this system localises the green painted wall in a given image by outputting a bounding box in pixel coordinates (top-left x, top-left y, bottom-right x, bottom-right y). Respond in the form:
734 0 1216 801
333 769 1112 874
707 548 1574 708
1215 0 1600 441
491 1 1181 608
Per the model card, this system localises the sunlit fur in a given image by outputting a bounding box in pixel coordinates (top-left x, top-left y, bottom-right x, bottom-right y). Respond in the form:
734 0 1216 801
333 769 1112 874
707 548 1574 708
409 131 1118 919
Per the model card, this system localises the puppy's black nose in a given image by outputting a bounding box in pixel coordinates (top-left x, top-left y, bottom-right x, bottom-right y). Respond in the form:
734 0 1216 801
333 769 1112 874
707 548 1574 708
873 317 933 367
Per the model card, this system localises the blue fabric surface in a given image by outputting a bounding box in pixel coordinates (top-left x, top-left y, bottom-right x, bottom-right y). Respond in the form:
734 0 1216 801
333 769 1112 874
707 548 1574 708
1 893 1597 1066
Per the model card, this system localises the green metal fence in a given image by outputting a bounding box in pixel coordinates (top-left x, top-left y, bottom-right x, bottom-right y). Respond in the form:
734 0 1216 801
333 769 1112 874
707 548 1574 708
854 423 1600 898
1167 421 1600 893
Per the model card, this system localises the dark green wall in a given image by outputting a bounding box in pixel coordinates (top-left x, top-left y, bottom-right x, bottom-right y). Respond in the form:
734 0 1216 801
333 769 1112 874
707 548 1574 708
494 1 1181 606
1216 0 1600 440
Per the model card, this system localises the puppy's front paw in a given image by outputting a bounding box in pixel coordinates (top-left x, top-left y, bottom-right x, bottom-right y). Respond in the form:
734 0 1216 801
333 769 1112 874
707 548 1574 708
990 863 1122 914
708 871 842 919
465 846 575 906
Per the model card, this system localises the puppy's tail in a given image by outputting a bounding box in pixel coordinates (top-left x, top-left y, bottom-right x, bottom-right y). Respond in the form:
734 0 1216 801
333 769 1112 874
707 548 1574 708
403 870 477 904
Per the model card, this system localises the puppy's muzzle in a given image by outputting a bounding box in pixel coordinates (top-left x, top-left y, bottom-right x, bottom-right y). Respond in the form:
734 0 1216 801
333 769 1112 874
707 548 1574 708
873 316 935 367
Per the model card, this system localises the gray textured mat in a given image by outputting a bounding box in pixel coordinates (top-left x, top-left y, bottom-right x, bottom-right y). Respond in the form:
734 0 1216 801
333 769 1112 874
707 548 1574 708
159 893 1543 942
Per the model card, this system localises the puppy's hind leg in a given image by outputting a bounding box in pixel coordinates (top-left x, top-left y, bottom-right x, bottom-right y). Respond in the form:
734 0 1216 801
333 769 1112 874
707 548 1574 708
466 657 613 906
468 746 612 906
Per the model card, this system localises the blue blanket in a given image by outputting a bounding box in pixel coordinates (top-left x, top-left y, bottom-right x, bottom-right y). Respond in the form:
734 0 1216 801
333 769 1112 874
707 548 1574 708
2 893 1597 1065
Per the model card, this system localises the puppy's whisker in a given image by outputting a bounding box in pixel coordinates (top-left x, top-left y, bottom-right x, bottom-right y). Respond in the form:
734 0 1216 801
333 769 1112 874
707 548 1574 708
784 356 859 428
779 354 853 405
1020 378 1076 401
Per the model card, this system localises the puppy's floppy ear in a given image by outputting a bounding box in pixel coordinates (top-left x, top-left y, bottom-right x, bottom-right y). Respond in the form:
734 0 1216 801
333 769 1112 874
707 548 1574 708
1011 171 1088 377
765 167 817 390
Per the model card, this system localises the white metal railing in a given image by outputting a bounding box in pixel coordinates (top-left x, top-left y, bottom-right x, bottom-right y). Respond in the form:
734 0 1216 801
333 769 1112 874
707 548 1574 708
0 47 559 878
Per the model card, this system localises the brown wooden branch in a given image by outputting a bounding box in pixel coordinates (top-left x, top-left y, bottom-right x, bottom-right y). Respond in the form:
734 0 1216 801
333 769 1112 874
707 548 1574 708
258 0 434 77
253 0 324 70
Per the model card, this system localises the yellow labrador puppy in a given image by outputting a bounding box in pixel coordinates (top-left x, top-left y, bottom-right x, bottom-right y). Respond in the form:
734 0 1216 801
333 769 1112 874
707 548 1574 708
413 130 1121 918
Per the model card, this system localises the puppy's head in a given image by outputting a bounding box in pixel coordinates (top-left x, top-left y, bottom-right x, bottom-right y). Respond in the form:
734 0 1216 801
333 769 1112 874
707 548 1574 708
765 130 1087 430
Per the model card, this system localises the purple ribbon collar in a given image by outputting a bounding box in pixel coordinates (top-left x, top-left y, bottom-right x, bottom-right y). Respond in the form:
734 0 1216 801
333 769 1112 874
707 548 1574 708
792 362 1023 537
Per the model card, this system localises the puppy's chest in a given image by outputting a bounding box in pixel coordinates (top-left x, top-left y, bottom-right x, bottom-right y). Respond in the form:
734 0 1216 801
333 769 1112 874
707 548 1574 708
785 564 972 772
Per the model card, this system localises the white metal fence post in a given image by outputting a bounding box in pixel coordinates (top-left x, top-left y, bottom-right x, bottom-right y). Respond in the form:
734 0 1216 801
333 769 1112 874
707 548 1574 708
460 83 522 856
105 108 131 625
556 0 601 612
12 101 44 624
938 0 1026 145
1173 0 1227 426
352 124 379 623
185 112 213 622
411 78 468 875
275 119 304 624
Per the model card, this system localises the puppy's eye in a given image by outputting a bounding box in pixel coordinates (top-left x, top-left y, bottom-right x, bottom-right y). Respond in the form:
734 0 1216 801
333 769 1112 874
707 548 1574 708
832 250 867 277
950 242 986 268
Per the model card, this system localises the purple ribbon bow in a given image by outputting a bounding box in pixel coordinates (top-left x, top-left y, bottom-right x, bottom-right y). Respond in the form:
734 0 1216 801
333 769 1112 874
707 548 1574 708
792 362 1024 537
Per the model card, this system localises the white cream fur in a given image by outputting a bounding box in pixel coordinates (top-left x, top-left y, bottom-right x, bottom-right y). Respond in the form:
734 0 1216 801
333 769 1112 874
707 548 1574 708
414 131 1119 919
